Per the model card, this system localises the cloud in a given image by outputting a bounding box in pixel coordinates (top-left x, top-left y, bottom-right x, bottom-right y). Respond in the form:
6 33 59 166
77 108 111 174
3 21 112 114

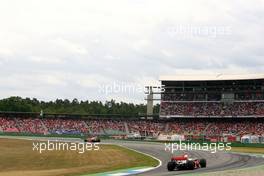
0 0 263 102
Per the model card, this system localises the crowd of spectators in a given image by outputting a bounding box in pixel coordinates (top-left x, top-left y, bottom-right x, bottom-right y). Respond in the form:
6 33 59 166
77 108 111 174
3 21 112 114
162 93 208 101
168 120 209 135
127 120 165 136
42 119 89 134
86 120 126 134
16 118 46 134
0 117 263 137
167 119 264 136
160 102 264 117
206 121 264 136
0 117 19 132
162 93 263 101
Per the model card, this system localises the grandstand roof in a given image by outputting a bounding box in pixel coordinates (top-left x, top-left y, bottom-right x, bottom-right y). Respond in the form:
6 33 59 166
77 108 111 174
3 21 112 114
160 73 264 82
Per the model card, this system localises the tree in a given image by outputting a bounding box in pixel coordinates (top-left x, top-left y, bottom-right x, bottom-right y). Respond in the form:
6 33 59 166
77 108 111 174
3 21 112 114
0 96 160 116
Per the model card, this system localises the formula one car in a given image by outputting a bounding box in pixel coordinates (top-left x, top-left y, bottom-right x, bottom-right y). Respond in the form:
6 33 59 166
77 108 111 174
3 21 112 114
84 136 100 143
167 154 206 171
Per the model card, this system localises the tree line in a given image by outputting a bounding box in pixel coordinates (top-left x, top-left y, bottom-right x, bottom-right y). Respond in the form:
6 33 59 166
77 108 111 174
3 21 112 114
0 96 160 115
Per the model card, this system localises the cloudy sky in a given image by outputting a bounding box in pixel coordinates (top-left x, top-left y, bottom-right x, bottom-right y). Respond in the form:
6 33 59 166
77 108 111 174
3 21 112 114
0 0 263 103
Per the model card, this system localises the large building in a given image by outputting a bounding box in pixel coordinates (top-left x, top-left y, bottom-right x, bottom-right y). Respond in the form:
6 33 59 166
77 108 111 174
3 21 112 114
160 74 264 118
0 74 264 141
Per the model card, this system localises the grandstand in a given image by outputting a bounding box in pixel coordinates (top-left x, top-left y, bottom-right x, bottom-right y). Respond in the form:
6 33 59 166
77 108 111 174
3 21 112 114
160 74 264 118
157 74 264 142
0 74 264 143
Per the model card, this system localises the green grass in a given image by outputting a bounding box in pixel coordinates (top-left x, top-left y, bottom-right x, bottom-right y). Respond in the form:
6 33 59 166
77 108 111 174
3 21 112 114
0 138 158 176
183 164 264 176
230 147 264 154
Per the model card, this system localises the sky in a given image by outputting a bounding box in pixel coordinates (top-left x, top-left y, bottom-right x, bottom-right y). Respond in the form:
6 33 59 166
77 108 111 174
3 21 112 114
0 0 263 103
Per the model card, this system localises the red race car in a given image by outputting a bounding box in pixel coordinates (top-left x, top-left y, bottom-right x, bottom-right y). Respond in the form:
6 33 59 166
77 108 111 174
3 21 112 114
84 136 100 143
167 154 206 171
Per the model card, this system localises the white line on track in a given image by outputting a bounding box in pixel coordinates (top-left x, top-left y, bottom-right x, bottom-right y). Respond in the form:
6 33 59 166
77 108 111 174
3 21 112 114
102 142 163 175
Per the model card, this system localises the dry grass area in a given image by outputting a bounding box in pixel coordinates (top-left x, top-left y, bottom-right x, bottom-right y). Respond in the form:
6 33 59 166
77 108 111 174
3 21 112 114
0 138 158 176
231 147 264 154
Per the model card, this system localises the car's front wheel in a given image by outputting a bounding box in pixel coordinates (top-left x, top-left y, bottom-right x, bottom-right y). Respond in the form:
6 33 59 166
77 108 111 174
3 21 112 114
167 161 176 171
200 158 206 168
186 160 195 170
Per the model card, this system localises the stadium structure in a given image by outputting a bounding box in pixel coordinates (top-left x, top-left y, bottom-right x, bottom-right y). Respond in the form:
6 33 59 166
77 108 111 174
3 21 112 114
142 74 263 143
0 74 264 143
2 73 264 176
159 73 264 118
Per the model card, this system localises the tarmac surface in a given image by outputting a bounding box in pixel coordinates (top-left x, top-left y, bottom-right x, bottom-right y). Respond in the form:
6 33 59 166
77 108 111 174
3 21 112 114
108 140 264 176
3 136 263 176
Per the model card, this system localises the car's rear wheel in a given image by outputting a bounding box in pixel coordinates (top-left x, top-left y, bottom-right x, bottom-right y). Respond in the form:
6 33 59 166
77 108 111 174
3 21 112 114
200 158 206 168
186 160 195 170
167 161 176 171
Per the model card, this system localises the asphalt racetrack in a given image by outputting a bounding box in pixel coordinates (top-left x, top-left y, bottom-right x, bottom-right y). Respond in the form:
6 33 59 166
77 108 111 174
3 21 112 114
109 140 264 176
3 137 263 176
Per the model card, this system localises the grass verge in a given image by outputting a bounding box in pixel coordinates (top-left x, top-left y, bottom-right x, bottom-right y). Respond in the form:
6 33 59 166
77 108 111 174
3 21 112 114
230 147 264 154
0 138 158 176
